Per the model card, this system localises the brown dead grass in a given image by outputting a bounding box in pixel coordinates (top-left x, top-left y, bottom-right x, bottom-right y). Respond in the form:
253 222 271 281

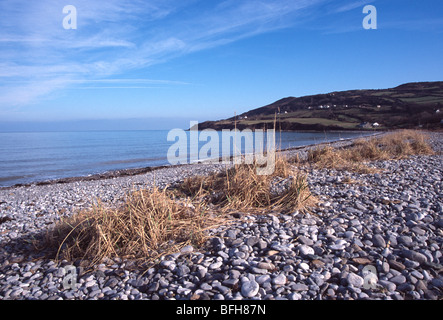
44 187 224 268
43 155 315 269
303 130 434 172
177 155 315 213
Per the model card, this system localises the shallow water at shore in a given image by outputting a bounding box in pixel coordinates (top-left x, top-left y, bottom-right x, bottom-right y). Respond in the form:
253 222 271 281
0 130 375 187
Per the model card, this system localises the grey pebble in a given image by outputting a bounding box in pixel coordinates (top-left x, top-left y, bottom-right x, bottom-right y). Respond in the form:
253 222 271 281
241 280 260 298
346 273 364 288
272 274 287 286
298 245 314 256
372 234 386 248
401 250 428 264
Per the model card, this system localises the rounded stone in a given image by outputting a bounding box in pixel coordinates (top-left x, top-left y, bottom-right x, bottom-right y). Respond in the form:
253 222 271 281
346 272 364 288
298 245 314 256
272 273 287 286
372 234 386 248
241 280 260 298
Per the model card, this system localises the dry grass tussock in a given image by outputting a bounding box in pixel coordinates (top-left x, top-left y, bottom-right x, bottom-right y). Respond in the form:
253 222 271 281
43 155 315 269
177 155 315 213
43 187 224 268
303 130 434 173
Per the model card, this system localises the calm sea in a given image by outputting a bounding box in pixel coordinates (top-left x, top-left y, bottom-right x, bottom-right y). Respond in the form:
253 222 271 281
0 130 373 187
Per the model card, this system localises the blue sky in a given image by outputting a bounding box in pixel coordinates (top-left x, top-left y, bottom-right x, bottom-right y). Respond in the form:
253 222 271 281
0 0 442 130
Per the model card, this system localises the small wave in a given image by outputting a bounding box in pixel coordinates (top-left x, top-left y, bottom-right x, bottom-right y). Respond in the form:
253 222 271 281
0 174 36 183
97 157 166 166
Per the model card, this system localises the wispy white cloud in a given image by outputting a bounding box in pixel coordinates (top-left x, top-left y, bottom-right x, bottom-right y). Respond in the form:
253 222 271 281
332 0 375 13
0 0 326 108
0 77 74 106
74 79 191 85
74 86 166 90
303 0 377 34
0 37 50 43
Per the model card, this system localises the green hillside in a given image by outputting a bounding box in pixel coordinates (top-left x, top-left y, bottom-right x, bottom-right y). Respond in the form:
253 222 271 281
197 81 443 131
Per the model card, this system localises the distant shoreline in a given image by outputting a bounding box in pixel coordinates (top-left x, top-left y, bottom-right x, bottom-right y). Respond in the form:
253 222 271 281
0 131 385 191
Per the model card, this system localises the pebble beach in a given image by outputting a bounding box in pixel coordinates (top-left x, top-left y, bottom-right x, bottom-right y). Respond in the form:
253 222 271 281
0 132 442 300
